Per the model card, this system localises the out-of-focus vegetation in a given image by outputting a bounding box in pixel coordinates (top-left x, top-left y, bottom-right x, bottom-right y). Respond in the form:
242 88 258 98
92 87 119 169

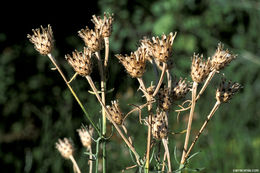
0 0 259 172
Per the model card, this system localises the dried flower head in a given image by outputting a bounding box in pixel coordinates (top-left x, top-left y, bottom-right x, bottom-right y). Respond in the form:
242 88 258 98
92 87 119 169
172 78 191 100
152 110 168 139
115 47 147 78
148 32 176 63
65 47 92 76
211 43 237 71
191 54 211 83
55 138 74 159
27 25 54 55
106 100 123 125
77 125 93 149
158 86 173 111
92 12 114 37
78 27 103 52
147 84 155 96
216 78 241 103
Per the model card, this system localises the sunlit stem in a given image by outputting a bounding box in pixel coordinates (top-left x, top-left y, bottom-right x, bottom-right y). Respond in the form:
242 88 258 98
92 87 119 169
181 82 198 164
162 138 172 172
153 62 167 97
196 70 216 100
47 53 101 136
69 155 81 173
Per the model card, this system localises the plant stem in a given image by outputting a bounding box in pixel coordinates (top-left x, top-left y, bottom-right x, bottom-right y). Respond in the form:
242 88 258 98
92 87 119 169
47 54 101 136
85 75 141 164
89 147 93 173
162 138 172 172
184 101 220 162
180 82 198 164
153 63 167 97
95 51 107 173
69 155 81 173
196 70 216 100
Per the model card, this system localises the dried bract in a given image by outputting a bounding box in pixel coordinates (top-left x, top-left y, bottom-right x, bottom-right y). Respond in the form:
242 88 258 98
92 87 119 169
106 100 123 125
115 47 147 78
158 86 173 111
216 78 241 103
92 12 114 37
172 78 191 100
55 138 74 159
149 32 176 63
78 27 103 52
211 43 237 71
27 25 54 55
191 54 211 83
152 110 168 139
65 47 92 76
77 126 93 149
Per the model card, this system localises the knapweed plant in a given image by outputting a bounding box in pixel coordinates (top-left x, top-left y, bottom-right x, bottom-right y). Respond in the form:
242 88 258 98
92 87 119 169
27 12 241 173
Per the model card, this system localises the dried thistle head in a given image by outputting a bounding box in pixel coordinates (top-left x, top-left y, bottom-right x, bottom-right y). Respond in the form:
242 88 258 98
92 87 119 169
211 43 237 71
65 47 92 76
27 25 54 55
158 86 173 111
152 110 168 139
106 100 123 125
77 125 93 149
55 138 74 159
147 83 155 96
149 32 176 63
172 77 191 100
78 27 103 52
92 12 114 37
191 54 211 83
115 47 147 78
216 78 241 103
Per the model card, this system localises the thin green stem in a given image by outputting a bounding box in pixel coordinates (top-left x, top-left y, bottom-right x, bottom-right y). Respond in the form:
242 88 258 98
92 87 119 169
47 54 101 136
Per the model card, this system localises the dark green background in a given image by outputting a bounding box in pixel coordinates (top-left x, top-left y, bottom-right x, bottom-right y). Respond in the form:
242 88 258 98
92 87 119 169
0 0 259 172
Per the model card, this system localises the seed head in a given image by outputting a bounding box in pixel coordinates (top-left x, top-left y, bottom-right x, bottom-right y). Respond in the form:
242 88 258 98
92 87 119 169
65 47 92 76
149 32 176 63
77 126 93 150
191 54 211 83
55 138 74 159
78 27 103 52
216 78 241 103
211 43 237 71
152 110 168 139
92 12 114 37
27 25 54 55
106 100 123 125
172 77 191 100
158 86 173 111
115 47 147 78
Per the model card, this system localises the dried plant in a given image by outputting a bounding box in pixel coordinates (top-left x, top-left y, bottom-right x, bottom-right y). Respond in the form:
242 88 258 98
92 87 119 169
28 12 241 173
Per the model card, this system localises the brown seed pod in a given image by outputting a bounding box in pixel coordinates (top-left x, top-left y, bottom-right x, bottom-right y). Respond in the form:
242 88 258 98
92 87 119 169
27 25 54 55
55 138 74 159
216 78 241 103
106 100 123 125
78 26 103 52
65 47 93 77
211 43 237 71
77 125 93 150
115 47 147 78
172 77 191 100
92 12 114 38
158 86 173 111
152 110 168 139
191 54 211 83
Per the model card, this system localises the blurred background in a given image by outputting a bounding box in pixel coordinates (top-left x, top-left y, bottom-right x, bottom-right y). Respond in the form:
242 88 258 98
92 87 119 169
0 0 259 172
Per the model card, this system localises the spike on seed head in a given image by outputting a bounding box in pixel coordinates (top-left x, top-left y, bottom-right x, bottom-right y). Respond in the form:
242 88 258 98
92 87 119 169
216 78 241 103
152 110 168 139
65 47 93 76
78 26 103 52
211 43 237 71
106 100 123 125
92 12 114 37
191 54 211 83
115 47 147 78
27 24 54 55
172 77 191 100
77 125 93 149
55 138 74 159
